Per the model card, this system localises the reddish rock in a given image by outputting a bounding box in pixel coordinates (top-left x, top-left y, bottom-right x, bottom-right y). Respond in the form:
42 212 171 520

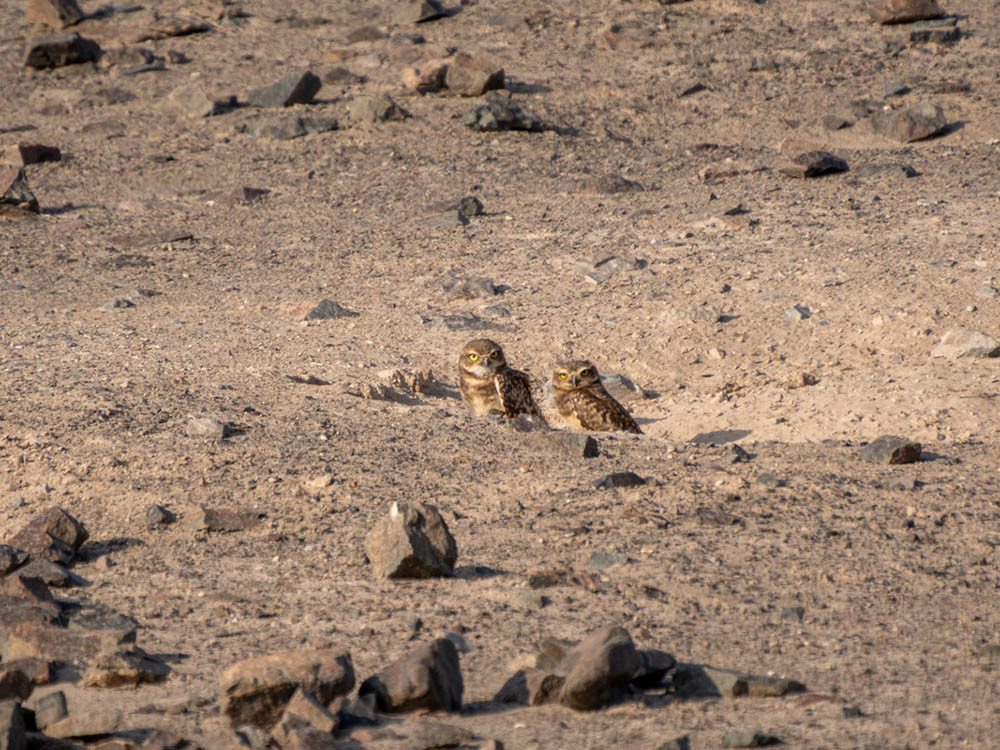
444 51 505 96
7 507 89 565
557 626 640 710
359 638 463 712
870 0 945 24
364 502 457 579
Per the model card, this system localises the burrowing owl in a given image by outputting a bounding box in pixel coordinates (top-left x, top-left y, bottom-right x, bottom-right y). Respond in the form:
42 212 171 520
458 338 544 421
551 360 642 434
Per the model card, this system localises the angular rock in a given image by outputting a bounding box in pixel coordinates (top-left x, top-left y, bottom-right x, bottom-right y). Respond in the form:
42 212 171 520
558 626 640 710
443 276 497 299
26 0 84 29
592 472 646 490
859 435 922 465
251 116 338 140
247 72 322 108
0 665 32 701
0 546 28 576
910 24 960 44
349 94 409 122
445 51 504 96
345 25 388 43
220 648 355 729
185 417 227 439
101 298 134 311
3 617 134 666
782 305 811 321
930 326 1000 358
45 708 122 740
23 33 100 68
869 0 944 24
721 730 781 747
359 638 462 712
304 299 358 320
280 688 338 733
401 59 449 93
34 690 67 729
183 505 258 532
673 663 805 698
82 645 170 688
145 504 177 530
406 719 476 750
524 431 599 458
0 168 40 214
870 103 948 142
0 600 62 650
780 151 848 178
1 144 61 167
3 659 51 686
8 508 88 565
462 94 548 132
632 649 676 689
493 668 564 706
270 714 338 750
364 502 457 579
0 575 54 605
392 0 445 25
0 699 26 750
167 83 217 118
17 559 79 588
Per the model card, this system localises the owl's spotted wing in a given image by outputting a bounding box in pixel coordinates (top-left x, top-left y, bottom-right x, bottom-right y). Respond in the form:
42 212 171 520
572 387 642 434
495 367 545 421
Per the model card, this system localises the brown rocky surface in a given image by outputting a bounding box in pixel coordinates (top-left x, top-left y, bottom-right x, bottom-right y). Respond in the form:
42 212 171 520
1 0 1000 746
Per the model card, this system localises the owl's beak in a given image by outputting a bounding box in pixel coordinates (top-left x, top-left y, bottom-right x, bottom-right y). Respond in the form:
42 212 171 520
569 374 579 386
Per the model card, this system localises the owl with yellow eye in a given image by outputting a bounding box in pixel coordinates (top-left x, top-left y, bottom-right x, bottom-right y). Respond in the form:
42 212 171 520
458 338 545 421
551 359 642 434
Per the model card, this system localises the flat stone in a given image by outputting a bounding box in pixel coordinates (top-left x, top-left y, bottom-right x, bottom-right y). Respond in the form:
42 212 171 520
0 575 54 606
420 312 489 331
349 94 409 122
345 25 388 43
405 718 476 750
910 25 960 44
251 116 338 140
167 83 217 118
3 614 135 666
592 472 646 490
247 72 322 108
34 690 68 729
45 708 122 740
364 501 457 579
1 144 61 167
24 33 100 68
822 115 850 130
3 659 51 686
304 299 358 320
581 174 643 194
280 687 338 733
8 507 88 565
869 0 944 24
859 435 922 465
673 663 805 698
0 600 62 650
780 150 848 178
558 626 640 710
445 51 504 96
26 0 84 29
220 648 355 729
183 505 258 532
930 326 1000 358
0 546 28 576
870 103 948 142
523 431 599 458
392 0 445 25
587 550 628 570
443 276 497 299
852 163 918 179
82 645 170 688
358 638 462 712
0 168 40 214
462 94 549 132
185 417 227 439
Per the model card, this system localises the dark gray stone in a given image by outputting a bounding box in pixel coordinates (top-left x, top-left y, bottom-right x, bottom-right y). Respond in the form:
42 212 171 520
721 730 782 747
883 80 910 97
0 168 40 213
780 151 848 178
247 72 322 107
0 546 28 576
8 508 88 565
145 504 177 530
252 116 338 140
859 435 921 465
304 299 358 320
592 472 646 489
392 0 445 25
420 312 489 331
558 626 640 710
462 94 549 132
523 431 599 458
24 33 99 68
358 638 463 712
349 94 409 122
632 649 676 689
870 102 948 142
673 663 805 698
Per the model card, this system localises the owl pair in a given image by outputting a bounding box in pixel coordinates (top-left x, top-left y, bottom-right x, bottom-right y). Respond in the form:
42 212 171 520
458 338 642 434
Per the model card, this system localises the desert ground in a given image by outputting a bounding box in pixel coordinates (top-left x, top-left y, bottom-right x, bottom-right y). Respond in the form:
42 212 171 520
2 0 1000 747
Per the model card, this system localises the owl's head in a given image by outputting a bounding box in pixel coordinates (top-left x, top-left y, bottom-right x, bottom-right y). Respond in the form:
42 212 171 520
460 338 506 376
552 360 601 390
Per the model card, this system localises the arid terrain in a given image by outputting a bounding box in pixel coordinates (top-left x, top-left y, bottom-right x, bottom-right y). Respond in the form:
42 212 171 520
2 0 1000 747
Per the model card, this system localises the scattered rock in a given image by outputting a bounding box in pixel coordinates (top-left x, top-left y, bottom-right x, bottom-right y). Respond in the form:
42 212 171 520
870 103 948 142
358 638 463 712
884 80 910 97
24 33 100 68
167 82 218 118
859 435 922 465
524 431 599 458
493 668 564 706
392 0 445 25
1 168 40 214
345 25 388 44
558 626 640 710
587 550 627 570
869 0 944 24
445 51 504 96
183 505 258 532
145 504 177 530
930 326 1000 358
304 299 359 320
976 285 999 299
782 305 812 320
462 93 549 132
909 23 960 44
726 444 752 463
657 737 691 750
673 663 806 698
420 312 490 331
592 472 646 490
185 417 228 439
780 151 849 178
0 546 28 576
220 648 355 729
405 718 476 750
0 665 32 701
443 276 497 299
581 173 643 194
101 299 134 311
364 501 457 579
278 687 339 733
45 707 123 740
852 162 918 179
599 373 649 403
251 115 338 140
632 649 676 689
1 143 61 167
323 66 364 85
26 0 83 29
34 690 67 729
721 730 782 747
822 115 850 131
350 94 410 122
677 82 707 98
82 644 170 687
781 606 806 622
8 508 89 565
247 72 322 108
401 59 449 93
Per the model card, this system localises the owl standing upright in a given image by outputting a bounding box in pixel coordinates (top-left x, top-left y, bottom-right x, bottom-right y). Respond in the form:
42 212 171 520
458 338 545 421
551 360 642 434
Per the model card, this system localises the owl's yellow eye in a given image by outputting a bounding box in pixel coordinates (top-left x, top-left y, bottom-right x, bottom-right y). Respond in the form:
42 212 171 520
558 373 567 379
580 369 590 377
489 351 499 359
468 353 479 361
